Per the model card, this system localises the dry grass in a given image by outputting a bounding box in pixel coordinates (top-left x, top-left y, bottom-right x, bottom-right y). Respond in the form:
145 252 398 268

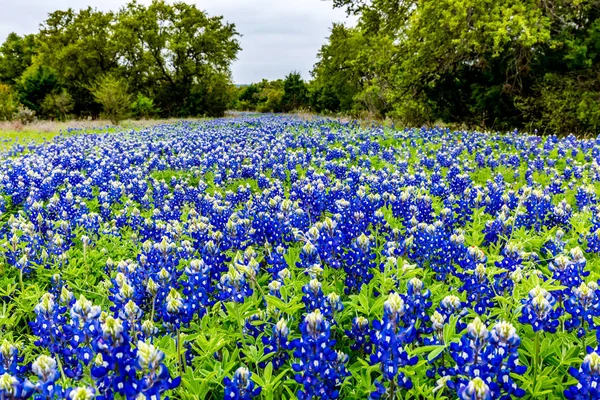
0 117 211 134
0 118 213 152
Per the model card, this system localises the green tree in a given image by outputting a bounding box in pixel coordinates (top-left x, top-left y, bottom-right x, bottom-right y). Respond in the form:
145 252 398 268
310 24 365 115
37 7 118 116
319 0 600 134
114 0 240 117
90 75 132 124
0 33 37 85
281 71 308 112
238 84 261 109
15 63 59 114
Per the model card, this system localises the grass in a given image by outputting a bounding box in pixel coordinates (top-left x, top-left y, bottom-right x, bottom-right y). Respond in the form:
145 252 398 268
0 117 213 152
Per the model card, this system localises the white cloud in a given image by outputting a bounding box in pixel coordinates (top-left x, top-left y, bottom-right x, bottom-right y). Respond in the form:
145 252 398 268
0 0 354 83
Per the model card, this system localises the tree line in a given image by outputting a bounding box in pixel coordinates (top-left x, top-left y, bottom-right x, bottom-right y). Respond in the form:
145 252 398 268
2 0 598 135
308 0 600 136
0 0 240 123
230 72 309 113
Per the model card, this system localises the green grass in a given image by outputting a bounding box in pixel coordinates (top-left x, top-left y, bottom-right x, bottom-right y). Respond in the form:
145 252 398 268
0 130 64 150
0 126 132 152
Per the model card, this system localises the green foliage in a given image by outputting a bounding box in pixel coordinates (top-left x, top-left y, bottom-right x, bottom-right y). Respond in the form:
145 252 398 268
90 75 132 125
310 24 364 115
40 89 74 120
320 0 600 135
131 93 159 119
232 79 285 113
184 72 236 117
114 0 240 118
38 6 117 116
0 83 20 121
0 33 37 85
15 63 59 114
281 71 308 112
0 0 240 120
12 105 36 124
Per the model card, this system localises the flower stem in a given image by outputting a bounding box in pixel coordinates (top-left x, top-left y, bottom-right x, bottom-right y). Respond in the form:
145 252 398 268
177 328 185 374
19 268 24 293
533 331 541 394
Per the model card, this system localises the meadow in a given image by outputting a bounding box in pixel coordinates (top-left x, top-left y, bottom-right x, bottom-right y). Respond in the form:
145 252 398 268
0 115 599 399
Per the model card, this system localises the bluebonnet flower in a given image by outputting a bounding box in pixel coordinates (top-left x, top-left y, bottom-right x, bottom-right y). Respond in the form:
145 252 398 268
565 282 600 338
458 377 491 400
292 309 348 399
91 315 138 399
345 316 373 354
30 293 68 356
243 312 265 339
564 351 600 399
459 264 495 315
66 386 95 400
402 278 432 340
326 292 344 315
549 249 589 302
369 293 418 399
29 354 63 398
519 286 562 333
342 233 376 294
542 229 565 258
260 318 292 370
135 341 181 397
443 319 526 399
224 367 261 399
218 268 253 303
301 279 328 315
0 372 32 399
0 340 27 377
182 258 212 320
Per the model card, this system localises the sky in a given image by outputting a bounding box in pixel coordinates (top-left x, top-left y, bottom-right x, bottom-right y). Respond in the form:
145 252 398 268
0 0 354 84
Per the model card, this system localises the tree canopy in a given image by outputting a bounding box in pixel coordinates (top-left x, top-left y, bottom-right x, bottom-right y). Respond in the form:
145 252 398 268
312 0 600 135
0 0 240 120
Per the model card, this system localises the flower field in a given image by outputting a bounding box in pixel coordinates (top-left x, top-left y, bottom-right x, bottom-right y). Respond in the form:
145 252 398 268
2 115 600 399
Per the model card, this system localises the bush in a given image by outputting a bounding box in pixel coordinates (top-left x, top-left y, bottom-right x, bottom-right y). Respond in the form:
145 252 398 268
89 75 132 125
131 93 159 119
16 64 59 114
41 89 74 120
12 105 36 124
0 83 19 121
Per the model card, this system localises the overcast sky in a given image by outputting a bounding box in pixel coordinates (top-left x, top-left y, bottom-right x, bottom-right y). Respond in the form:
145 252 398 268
0 0 354 84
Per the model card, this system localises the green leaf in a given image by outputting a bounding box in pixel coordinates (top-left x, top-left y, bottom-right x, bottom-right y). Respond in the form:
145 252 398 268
427 346 446 361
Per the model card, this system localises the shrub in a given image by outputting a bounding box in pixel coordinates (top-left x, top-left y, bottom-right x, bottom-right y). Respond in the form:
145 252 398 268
89 75 132 125
16 64 59 114
0 83 19 121
41 89 74 120
131 93 159 119
12 105 36 124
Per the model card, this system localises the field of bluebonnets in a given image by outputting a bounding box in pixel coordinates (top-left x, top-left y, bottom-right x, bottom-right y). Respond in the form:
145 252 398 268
1 115 600 400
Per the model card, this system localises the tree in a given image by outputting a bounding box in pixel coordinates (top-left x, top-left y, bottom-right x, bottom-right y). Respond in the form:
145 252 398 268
0 33 37 85
310 24 366 115
90 75 132 124
317 0 600 134
16 63 59 114
281 71 308 112
238 84 261 109
0 0 240 120
114 0 240 117
37 7 118 116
